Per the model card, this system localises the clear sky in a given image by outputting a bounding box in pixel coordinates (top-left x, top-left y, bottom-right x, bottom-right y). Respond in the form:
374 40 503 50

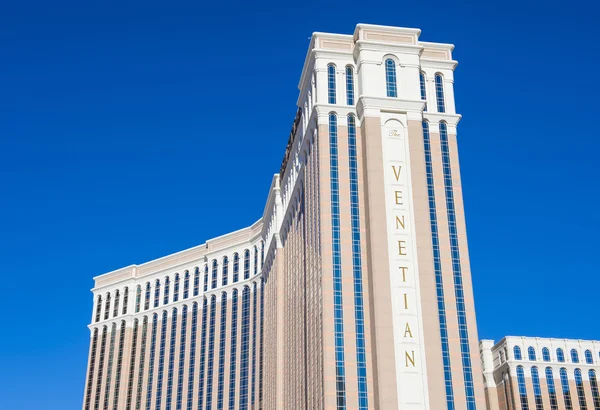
1 1 598 408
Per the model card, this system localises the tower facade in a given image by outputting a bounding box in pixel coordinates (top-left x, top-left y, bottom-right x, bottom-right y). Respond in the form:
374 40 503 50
82 24 485 410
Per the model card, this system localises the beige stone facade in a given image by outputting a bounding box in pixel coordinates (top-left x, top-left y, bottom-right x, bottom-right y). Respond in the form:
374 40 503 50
82 24 485 410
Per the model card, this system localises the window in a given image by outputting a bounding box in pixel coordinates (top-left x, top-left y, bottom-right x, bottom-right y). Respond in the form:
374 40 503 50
546 367 559 410
531 367 543 410
575 369 588 410
222 256 229 287
233 253 240 283
586 349 594 364
186 304 198 410
95 295 102 323
557 348 565 362
571 349 580 363
329 112 347 408
165 308 178 410
244 249 250 280
145 314 159 410
84 328 98 410
135 316 148 408
346 66 354 105
176 306 188 409
440 121 475 410
205 296 217 409
435 73 445 113
261 241 264 267
212 260 218 289
542 347 551 362
348 113 369 409
173 274 180 302
154 279 161 308
240 286 251 408
144 282 151 311
514 346 522 360
203 265 209 293
420 71 427 111
259 279 265 404
228 289 239 409
183 271 190 299
328 64 336 104
251 283 258 405
193 268 200 297
499 350 505 363
560 367 573 410
589 370 600 410
104 293 111 320
112 322 126 410
135 286 141 313
516 365 529 410
254 246 258 276
197 298 208 408
155 311 168 409
125 320 139 410
217 293 228 409
113 290 120 318
385 59 397 97
528 346 537 361
94 326 108 409
122 287 128 315
164 277 170 305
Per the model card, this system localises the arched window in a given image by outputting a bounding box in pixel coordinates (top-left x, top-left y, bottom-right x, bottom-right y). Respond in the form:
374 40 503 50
228 289 239 409
542 347 551 362
531 367 543 410
546 367 559 410
254 246 258 276
154 279 161 308
155 311 168 409
175 304 188 410
145 314 159 410
113 290 120 318
95 295 102 323
575 368 588 409
104 293 111 320
589 370 600 410
144 282 151 311
186 303 199 408
244 249 250 280
586 349 594 364
135 286 141 313
212 260 218 289
134 316 148 407
560 368 573 410
163 277 170 305
217 293 228 409
499 350 505 363
346 66 354 105
122 287 128 315
203 265 209 293
222 256 229 287
84 328 99 409
125 319 139 409
94 326 108 408
435 73 446 113
557 348 565 362
198 298 208 408
193 268 200 297
327 64 337 104
251 282 258 405
516 365 529 410
206 296 217 409
165 308 178 409
385 59 397 97
173 273 180 302
420 71 427 111
183 271 190 299
528 346 537 361
514 346 522 360
240 286 251 408
233 253 240 283
571 349 580 363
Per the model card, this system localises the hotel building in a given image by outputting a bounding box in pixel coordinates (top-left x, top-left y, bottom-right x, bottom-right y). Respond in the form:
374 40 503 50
481 337 600 410
82 24 487 410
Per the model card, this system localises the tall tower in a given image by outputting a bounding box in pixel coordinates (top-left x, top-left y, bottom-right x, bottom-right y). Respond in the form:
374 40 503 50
81 24 485 410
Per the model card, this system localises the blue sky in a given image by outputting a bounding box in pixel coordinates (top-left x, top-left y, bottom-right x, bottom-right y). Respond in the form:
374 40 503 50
1 1 598 408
